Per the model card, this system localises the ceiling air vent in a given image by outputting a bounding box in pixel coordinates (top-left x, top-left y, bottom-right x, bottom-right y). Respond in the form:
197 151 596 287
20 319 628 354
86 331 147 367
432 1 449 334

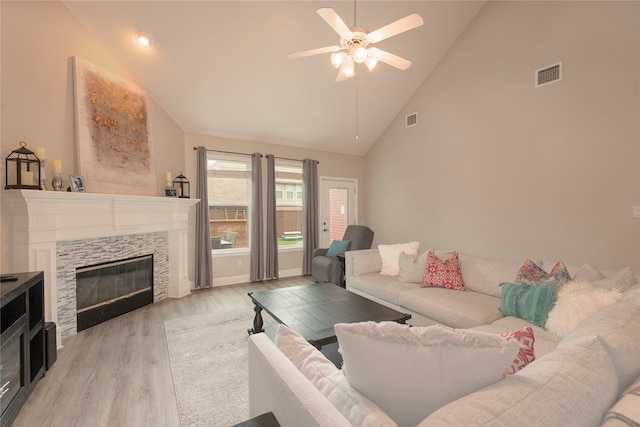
535 62 562 88
406 112 418 128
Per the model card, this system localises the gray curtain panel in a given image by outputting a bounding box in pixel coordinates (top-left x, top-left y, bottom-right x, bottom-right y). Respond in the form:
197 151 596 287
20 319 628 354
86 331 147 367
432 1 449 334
250 153 264 281
194 146 213 289
302 159 319 275
265 155 279 279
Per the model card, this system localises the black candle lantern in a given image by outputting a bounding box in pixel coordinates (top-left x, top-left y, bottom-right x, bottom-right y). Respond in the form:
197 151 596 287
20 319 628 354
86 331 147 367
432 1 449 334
5 141 42 190
172 172 190 198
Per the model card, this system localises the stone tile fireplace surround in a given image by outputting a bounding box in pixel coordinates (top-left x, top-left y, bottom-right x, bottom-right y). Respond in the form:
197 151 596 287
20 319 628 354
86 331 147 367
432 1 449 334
2 190 199 347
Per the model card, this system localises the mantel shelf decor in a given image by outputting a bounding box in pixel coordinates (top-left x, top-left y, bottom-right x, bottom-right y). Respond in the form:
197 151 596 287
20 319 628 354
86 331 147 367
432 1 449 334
173 172 190 198
5 141 42 190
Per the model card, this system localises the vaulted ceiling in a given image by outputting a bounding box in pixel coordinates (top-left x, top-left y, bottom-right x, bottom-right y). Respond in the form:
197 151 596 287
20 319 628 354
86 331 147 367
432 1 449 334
62 1 485 156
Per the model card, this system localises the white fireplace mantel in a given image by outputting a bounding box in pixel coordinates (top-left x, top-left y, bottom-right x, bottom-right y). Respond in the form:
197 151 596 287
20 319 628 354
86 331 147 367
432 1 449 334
2 190 199 346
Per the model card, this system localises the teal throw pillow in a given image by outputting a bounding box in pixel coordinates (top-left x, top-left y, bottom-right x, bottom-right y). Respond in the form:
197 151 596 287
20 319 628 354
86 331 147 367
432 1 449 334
326 240 350 257
499 282 558 329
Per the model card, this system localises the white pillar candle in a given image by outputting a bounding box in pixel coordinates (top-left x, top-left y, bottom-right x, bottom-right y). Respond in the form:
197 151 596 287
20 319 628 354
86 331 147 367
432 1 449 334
33 147 46 160
51 159 62 173
166 171 172 182
21 170 34 185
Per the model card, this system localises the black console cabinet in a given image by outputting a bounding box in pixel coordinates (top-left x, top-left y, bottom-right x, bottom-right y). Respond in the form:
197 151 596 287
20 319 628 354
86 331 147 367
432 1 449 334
1 271 46 427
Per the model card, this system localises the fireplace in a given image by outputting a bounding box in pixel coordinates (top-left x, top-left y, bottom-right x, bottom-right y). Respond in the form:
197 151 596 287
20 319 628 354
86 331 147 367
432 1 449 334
2 190 199 347
56 232 168 340
76 255 154 331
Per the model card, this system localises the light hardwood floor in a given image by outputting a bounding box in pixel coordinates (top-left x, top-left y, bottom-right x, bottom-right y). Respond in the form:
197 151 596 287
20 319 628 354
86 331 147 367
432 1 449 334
11 276 314 427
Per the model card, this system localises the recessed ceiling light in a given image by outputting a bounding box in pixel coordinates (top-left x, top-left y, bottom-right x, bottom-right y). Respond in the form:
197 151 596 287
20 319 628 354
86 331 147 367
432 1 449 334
136 32 153 48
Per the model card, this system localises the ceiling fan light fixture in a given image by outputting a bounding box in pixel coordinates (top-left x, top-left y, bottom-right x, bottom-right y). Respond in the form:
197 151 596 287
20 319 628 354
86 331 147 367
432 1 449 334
365 57 378 72
352 46 368 64
331 52 346 68
136 32 153 48
341 56 355 78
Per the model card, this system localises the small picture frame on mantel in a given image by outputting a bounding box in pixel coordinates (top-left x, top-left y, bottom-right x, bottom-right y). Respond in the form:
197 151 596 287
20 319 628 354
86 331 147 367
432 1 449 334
165 188 177 197
69 175 85 192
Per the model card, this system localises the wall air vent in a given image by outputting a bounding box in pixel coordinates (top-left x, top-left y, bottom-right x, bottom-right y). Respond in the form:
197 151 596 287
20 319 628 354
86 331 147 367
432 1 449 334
535 62 562 88
405 112 418 128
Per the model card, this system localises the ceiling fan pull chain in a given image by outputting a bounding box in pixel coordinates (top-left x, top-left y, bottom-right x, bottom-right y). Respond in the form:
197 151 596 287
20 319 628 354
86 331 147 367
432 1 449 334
355 74 359 141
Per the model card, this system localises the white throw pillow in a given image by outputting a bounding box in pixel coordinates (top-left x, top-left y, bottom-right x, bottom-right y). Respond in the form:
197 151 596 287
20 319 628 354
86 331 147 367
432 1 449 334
335 321 520 427
274 325 397 427
378 241 419 276
597 267 637 292
573 264 637 292
397 249 430 283
546 281 622 338
572 263 606 282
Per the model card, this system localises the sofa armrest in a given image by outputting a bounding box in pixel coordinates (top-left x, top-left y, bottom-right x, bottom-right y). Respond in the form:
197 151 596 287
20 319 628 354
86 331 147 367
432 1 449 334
314 248 329 257
345 248 382 277
248 333 352 427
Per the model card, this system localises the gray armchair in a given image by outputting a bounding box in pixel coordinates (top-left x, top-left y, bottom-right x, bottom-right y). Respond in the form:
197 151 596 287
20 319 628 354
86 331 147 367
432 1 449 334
311 225 374 285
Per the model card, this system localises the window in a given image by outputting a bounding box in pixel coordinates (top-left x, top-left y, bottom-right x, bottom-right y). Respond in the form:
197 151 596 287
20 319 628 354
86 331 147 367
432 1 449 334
207 153 252 251
275 161 303 248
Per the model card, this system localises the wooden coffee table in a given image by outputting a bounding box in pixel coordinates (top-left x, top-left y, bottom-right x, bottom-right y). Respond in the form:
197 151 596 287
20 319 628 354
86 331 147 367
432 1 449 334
248 283 411 349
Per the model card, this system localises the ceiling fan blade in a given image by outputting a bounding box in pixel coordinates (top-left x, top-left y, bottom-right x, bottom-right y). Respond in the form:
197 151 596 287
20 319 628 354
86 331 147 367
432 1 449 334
317 8 354 40
366 13 424 44
286 46 342 60
367 47 413 70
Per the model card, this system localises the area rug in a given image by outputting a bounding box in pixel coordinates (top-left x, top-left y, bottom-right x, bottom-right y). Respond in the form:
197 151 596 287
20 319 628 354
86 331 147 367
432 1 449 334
164 307 275 427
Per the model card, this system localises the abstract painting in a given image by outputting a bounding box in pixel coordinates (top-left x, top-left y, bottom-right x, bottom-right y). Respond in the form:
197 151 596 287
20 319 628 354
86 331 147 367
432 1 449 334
73 57 157 195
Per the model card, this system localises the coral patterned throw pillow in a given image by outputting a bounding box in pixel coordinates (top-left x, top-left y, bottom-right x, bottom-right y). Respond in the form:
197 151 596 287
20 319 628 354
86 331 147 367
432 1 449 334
515 259 571 286
421 251 466 291
501 327 536 377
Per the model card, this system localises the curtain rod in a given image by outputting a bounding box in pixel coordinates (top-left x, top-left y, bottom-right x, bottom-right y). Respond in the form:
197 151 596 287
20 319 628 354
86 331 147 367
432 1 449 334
270 155 319 164
193 147 261 157
193 147 318 164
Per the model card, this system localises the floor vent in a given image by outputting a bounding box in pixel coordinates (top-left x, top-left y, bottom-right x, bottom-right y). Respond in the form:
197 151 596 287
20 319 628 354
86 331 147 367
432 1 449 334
535 62 562 88
406 112 418 128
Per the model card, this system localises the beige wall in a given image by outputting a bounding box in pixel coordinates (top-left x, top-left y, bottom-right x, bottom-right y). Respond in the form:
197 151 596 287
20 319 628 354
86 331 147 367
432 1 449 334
0 0 366 281
365 1 640 273
1 1 185 271
184 133 366 283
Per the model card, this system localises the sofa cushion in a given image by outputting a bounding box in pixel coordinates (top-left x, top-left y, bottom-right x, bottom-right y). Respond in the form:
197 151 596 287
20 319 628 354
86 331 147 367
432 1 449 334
274 325 397 427
515 259 571 286
399 287 503 328
420 336 619 427
560 287 640 394
378 241 419 276
421 251 466 291
457 254 532 298
347 272 418 306
545 281 622 338
500 282 557 328
602 377 640 427
335 321 520 427
326 239 350 257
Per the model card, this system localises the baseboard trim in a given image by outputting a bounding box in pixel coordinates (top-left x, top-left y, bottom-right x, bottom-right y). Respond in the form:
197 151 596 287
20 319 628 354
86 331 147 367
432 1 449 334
209 268 303 287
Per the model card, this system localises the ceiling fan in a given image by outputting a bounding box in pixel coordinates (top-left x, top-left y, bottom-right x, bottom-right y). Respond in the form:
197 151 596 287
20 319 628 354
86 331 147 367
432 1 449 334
287 7 423 82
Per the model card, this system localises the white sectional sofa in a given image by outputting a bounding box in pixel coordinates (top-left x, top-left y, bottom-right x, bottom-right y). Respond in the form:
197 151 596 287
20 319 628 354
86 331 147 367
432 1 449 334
248 248 640 426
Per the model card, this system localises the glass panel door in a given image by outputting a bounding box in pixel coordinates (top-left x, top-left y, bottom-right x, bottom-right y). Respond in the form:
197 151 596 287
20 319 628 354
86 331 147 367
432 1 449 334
319 178 357 248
